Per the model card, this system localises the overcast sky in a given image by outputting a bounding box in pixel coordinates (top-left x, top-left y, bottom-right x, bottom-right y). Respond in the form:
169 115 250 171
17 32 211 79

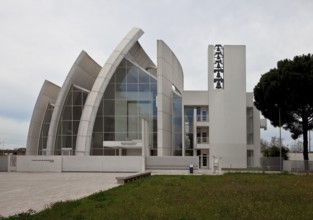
1 0 313 149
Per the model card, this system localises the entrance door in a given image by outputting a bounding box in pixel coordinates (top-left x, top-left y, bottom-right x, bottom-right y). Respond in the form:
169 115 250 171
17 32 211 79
198 150 209 169
202 154 208 168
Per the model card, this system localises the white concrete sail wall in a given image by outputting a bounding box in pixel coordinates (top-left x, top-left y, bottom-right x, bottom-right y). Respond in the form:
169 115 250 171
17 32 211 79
157 40 184 156
46 51 101 155
208 45 247 168
75 28 146 155
26 80 60 155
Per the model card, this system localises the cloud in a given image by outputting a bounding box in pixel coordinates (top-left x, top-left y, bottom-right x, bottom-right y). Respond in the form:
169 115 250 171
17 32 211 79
1 0 313 147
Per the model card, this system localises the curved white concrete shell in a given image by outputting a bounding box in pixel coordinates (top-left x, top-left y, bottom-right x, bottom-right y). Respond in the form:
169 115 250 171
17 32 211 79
156 40 184 156
26 80 60 155
46 51 101 155
76 28 150 155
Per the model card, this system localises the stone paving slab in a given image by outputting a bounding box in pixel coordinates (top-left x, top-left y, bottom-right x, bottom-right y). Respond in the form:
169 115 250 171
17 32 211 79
0 172 129 217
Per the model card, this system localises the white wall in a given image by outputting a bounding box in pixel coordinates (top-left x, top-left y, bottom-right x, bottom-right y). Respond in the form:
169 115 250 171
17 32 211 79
62 156 142 172
288 153 313 160
157 40 184 156
0 156 9 172
16 156 62 172
183 91 209 106
11 155 199 172
208 45 247 168
126 149 141 156
26 81 60 155
146 156 198 170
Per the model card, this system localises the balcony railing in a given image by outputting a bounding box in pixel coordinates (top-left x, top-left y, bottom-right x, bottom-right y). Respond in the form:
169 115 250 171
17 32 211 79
197 137 209 143
197 115 208 122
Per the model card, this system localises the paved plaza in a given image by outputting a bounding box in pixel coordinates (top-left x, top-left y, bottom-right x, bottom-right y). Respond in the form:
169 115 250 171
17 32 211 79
0 172 129 217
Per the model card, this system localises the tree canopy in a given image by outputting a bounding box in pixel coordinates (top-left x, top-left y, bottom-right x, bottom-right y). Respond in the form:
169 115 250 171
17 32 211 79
254 54 313 164
261 137 289 160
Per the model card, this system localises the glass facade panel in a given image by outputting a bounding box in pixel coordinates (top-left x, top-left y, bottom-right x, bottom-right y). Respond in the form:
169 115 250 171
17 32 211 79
38 104 54 155
55 85 89 155
115 68 126 84
73 106 82 120
116 83 127 100
184 107 194 156
172 90 182 156
102 100 115 116
62 121 72 135
126 66 138 83
91 133 103 152
150 83 157 101
138 84 150 100
202 110 207 121
103 116 115 133
91 58 158 155
72 91 82 106
138 71 149 84
127 102 139 116
61 106 72 120
102 82 115 100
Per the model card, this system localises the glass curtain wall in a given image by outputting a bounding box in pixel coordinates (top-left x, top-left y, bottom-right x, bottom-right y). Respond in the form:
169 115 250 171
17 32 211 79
184 107 194 156
38 104 54 155
55 85 89 155
91 59 157 155
172 87 182 156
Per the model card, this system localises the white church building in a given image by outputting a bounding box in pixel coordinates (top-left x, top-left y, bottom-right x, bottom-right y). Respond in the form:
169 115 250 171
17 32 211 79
24 27 266 171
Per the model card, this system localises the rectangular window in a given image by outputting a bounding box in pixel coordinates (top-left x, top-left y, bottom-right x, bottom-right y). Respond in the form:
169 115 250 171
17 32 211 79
247 107 254 144
202 110 207 121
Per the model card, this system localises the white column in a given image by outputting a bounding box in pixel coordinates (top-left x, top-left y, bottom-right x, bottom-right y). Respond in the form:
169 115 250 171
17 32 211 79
141 119 149 172
193 108 197 155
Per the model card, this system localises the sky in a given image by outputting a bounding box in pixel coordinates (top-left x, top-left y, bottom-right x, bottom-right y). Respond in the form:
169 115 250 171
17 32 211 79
1 0 313 149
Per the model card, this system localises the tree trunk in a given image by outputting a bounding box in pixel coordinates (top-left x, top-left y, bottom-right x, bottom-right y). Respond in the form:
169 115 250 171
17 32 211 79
303 116 309 172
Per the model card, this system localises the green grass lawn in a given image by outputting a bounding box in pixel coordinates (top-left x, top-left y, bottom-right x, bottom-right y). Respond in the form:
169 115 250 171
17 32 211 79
4 173 313 220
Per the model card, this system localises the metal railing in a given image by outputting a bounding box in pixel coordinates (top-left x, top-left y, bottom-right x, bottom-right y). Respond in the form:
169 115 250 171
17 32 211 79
197 137 209 143
260 157 282 171
197 115 208 122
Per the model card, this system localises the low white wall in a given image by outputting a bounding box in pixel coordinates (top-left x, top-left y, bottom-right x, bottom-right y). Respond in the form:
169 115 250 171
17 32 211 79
288 153 313 160
146 156 199 170
11 156 199 172
284 160 313 172
126 149 141 156
63 156 142 172
0 156 9 172
16 156 62 172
